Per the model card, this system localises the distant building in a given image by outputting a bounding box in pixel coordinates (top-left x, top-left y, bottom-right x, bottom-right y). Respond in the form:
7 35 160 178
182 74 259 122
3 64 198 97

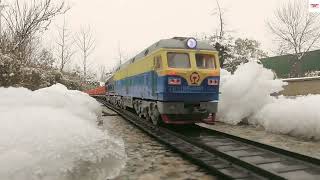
260 50 320 78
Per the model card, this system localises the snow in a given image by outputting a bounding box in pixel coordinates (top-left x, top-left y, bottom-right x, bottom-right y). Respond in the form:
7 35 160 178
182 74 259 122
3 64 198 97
252 95 320 140
218 62 286 125
218 61 320 140
0 84 126 180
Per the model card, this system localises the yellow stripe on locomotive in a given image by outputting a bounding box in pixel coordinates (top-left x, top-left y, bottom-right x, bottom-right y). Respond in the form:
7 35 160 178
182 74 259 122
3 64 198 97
113 48 220 85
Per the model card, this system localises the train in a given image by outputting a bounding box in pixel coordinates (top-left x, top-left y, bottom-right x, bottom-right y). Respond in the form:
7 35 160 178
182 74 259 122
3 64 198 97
87 37 221 125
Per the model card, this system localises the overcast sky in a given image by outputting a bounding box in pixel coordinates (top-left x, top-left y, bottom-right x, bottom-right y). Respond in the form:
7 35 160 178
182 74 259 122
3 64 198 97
43 0 298 71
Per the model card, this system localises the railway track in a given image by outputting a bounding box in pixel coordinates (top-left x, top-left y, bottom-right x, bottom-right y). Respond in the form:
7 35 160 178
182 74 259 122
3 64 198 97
96 97 320 180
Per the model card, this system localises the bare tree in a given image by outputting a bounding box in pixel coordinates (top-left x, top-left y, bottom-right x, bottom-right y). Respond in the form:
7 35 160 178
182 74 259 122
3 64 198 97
56 18 75 72
97 65 113 82
112 42 129 72
0 0 8 38
213 0 224 40
98 65 106 82
75 26 95 81
205 0 233 67
118 42 123 65
267 0 320 77
3 0 68 62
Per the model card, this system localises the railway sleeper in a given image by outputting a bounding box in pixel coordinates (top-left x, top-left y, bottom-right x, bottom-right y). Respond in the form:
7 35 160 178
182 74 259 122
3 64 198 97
98 99 320 180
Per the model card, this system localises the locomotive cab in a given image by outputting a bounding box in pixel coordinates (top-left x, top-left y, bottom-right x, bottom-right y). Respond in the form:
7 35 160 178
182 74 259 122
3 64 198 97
152 48 220 124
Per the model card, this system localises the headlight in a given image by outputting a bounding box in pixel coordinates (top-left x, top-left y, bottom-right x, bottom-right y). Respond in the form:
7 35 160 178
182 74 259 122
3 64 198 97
186 38 197 49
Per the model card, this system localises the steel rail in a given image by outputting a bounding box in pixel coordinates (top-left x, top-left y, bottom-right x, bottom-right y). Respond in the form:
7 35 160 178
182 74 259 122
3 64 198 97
165 125 320 180
194 125 320 166
96 97 320 180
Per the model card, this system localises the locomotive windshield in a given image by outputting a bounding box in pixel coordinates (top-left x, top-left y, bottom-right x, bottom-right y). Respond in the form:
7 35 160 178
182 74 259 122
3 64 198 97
167 53 191 68
196 54 216 69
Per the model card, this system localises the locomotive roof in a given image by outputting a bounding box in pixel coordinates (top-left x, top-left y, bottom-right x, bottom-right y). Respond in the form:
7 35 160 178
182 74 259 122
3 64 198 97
117 37 216 70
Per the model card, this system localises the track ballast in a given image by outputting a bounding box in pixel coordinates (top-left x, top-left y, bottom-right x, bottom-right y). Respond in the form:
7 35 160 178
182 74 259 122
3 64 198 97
96 97 320 180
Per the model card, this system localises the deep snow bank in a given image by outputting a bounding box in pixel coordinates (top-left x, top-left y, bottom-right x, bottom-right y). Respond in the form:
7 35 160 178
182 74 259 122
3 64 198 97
252 95 320 139
217 62 286 125
217 62 320 140
0 84 126 180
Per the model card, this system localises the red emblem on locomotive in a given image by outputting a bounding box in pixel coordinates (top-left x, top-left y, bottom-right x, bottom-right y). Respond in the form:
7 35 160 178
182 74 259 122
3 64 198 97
190 72 200 84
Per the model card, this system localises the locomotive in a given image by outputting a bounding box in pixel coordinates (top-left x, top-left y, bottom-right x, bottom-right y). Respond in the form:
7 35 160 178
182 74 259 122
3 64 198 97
105 37 220 125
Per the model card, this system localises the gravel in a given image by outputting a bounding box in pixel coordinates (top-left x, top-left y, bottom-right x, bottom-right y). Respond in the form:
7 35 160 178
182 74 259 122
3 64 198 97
101 106 320 180
101 107 216 180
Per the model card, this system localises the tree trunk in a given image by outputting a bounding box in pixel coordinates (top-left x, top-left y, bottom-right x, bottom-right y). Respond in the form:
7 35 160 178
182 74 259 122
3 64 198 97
290 58 303 78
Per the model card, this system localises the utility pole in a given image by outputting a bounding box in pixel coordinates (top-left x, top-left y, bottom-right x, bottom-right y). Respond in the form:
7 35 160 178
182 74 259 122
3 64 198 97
0 0 8 38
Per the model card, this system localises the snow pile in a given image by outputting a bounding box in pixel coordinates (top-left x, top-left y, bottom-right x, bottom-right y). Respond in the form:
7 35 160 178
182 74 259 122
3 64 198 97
217 62 320 139
220 69 232 86
252 95 320 139
0 84 126 180
217 62 286 124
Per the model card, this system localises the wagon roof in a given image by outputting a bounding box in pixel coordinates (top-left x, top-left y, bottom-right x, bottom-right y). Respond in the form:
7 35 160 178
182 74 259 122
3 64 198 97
117 37 216 70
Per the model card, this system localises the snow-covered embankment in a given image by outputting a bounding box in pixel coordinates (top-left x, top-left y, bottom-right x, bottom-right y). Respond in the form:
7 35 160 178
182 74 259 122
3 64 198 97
0 84 126 180
218 62 320 140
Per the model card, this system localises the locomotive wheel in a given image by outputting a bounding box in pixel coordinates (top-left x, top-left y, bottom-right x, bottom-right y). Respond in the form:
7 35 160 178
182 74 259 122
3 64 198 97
144 107 151 121
135 101 144 118
133 100 139 114
150 104 161 126
120 99 126 109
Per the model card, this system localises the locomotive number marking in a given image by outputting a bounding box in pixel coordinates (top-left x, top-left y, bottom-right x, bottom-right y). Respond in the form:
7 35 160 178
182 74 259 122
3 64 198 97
190 72 200 84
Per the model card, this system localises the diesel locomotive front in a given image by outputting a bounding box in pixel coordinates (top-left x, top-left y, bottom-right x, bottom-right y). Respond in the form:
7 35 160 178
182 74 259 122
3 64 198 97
106 37 220 125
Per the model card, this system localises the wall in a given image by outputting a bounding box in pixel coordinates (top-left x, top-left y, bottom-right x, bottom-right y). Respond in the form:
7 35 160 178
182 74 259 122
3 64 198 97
279 77 320 96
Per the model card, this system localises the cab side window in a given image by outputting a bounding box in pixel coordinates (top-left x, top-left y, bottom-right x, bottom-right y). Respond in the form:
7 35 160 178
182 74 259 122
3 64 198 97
154 56 162 70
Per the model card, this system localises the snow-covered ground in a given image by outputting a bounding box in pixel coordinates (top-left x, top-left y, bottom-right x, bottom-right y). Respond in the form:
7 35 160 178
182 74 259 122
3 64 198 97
218 62 320 140
0 84 126 180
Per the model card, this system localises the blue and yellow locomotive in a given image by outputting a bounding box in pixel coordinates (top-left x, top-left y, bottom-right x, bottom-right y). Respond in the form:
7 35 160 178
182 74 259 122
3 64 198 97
106 37 220 125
